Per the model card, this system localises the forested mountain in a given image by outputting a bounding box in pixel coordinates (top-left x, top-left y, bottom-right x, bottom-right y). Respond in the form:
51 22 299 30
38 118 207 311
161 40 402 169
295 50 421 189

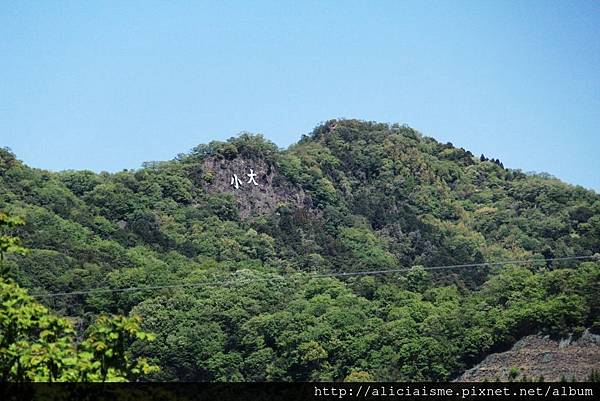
1 119 599 381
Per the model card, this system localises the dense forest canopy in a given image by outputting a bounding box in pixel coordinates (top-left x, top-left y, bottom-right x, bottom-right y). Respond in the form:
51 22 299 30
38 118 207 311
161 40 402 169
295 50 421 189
1 119 599 381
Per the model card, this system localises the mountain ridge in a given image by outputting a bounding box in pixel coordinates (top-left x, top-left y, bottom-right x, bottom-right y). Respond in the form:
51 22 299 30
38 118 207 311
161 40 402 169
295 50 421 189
1 119 599 381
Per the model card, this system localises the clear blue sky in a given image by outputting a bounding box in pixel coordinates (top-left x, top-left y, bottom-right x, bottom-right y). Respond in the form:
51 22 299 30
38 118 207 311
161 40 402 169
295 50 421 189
1 1 599 191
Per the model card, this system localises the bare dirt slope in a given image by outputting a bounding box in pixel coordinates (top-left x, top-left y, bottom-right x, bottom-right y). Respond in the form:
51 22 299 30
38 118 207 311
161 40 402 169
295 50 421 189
457 330 600 381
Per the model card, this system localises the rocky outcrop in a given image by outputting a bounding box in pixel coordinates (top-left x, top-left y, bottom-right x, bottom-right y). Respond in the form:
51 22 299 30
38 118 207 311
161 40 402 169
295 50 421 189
200 156 309 218
456 330 600 381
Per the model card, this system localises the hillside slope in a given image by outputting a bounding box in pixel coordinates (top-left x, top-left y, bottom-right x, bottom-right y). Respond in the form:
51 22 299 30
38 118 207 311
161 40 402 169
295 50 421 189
1 119 599 381
457 330 600 382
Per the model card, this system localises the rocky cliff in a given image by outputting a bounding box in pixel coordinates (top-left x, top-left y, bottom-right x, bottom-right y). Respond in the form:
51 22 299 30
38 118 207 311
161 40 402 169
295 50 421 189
457 330 600 381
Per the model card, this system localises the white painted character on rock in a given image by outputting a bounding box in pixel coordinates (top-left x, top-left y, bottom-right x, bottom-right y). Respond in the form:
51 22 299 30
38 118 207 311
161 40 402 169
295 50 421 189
230 174 243 189
247 169 259 186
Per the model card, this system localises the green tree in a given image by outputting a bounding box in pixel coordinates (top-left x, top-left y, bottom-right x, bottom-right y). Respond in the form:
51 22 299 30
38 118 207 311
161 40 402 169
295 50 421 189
0 212 158 382
0 212 26 274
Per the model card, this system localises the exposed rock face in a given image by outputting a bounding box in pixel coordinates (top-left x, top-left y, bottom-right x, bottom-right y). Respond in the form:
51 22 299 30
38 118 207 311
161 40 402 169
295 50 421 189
200 156 309 218
456 330 600 382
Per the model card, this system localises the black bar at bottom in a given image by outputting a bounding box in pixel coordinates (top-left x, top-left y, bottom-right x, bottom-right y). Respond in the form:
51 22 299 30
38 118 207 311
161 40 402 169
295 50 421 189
0 382 598 401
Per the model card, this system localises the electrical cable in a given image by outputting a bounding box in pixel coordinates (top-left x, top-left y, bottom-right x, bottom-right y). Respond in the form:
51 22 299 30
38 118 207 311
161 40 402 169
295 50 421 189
28 255 596 298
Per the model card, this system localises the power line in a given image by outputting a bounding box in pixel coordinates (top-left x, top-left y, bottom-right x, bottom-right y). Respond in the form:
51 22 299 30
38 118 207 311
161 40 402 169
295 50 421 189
29 255 596 299
318 255 595 277
31 274 289 298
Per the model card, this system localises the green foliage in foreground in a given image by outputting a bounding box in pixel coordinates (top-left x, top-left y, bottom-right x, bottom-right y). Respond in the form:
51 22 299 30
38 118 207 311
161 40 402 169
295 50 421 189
0 279 157 381
1 119 600 381
1 213 158 382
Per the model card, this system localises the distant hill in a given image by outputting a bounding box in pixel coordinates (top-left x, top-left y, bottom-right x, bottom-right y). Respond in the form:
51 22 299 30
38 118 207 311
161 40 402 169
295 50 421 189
1 119 599 381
